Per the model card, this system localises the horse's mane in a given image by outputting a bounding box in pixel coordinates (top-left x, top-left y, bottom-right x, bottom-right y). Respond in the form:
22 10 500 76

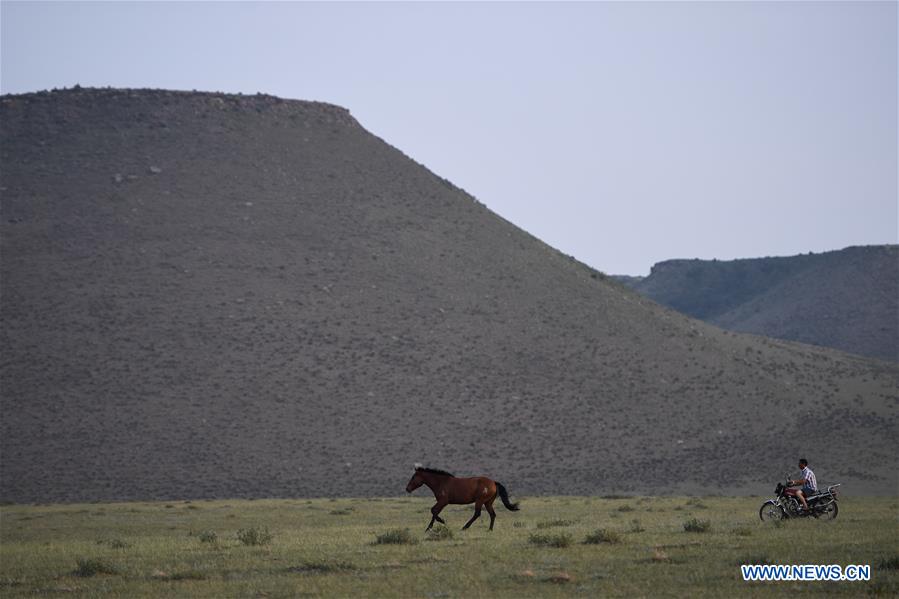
416 466 455 477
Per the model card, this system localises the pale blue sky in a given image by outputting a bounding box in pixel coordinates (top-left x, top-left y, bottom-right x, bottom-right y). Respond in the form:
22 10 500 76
2 1 896 274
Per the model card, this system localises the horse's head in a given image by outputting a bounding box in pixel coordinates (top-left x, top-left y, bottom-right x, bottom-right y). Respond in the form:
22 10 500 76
406 464 424 493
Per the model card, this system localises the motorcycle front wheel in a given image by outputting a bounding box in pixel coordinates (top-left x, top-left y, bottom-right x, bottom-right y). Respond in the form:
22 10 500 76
816 501 838 521
759 502 785 522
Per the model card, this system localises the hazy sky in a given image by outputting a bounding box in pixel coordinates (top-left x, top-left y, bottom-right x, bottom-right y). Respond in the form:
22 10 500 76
2 1 896 274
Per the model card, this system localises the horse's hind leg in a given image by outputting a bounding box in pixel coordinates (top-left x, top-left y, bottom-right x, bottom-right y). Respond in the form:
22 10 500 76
462 502 483 530
485 499 497 531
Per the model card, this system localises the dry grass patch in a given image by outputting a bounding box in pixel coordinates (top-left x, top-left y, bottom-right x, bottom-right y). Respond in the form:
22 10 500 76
651 547 670 562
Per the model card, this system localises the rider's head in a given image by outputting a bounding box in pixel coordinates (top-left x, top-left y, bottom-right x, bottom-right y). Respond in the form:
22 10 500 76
799 458 808 468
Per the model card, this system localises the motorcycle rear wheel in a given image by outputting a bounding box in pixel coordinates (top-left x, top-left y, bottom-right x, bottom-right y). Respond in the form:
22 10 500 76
759 502 785 522
816 501 838 521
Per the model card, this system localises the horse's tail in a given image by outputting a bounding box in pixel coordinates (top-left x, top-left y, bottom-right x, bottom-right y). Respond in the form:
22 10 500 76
495 482 520 511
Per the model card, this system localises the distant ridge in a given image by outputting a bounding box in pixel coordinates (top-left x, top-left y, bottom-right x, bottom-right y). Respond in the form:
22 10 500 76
616 246 898 361
1 88 896 502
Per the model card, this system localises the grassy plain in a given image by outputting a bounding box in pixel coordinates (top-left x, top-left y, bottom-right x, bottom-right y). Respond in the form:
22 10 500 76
1 495 896 597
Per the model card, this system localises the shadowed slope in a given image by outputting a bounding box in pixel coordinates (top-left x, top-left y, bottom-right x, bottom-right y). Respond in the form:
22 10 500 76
1 88 896 502
619 247 898 361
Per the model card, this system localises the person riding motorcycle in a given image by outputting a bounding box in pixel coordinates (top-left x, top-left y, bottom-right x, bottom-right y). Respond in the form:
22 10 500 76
788 458 817 511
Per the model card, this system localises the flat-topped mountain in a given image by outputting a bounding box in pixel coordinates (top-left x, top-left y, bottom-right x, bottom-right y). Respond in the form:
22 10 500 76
617 246 898 362
1 88 896 502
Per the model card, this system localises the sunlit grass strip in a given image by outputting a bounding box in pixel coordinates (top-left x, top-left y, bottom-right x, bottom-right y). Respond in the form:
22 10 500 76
0 496 895 598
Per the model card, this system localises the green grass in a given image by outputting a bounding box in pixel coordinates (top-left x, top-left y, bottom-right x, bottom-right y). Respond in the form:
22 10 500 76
0 496 896 597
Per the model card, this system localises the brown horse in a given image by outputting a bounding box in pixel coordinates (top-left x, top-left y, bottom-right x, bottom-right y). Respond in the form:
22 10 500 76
405 465 520 531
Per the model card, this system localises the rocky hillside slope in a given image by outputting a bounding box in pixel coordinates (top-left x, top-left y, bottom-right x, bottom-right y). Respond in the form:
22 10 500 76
1 88 896 502
617 247 898 362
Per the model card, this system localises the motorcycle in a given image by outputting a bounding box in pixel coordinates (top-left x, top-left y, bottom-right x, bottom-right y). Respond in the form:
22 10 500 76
759 476 840 521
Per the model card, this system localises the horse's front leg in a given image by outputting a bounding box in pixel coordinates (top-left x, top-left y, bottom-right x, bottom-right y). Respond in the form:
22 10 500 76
427 500 448 531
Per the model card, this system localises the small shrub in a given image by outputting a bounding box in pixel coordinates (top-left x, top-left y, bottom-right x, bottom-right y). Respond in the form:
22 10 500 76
683 518 712 533
627 519 645 533
536 519 575 529
584 528 622 544
237 527 273 546
198 530 218 544
374 529 418 545
96 538 130 549
513 521 527 528
878 555 899 570
426 525 454 541
528 532 572 548
617 504 635 513
732 527 752 537
74 558 118 577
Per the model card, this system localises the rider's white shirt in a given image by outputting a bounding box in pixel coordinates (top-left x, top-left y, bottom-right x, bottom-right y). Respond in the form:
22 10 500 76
801 466 817 491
